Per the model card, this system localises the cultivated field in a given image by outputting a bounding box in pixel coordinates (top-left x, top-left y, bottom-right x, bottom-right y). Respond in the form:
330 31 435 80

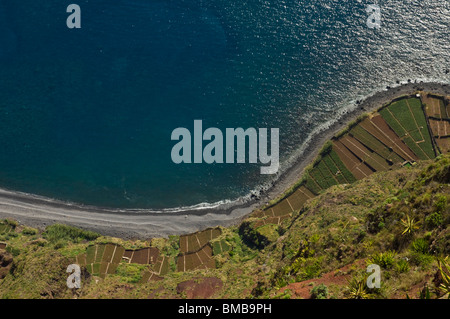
423 94 450 153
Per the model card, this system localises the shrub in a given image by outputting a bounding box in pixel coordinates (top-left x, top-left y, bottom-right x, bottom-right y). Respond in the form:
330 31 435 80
43 224 100 244
367 251 396 269
436 257 450 298
5 232 18 240
434 195 447 213
53 240 67 250
5 245 20 256
22 227 38 236
395 259 410 273
426 212 443 229
4 219 18 228
310 284 328 299
411 238 429 255
346 275 370 299
410 252 433 268
295 258 323 281
400 214 420 236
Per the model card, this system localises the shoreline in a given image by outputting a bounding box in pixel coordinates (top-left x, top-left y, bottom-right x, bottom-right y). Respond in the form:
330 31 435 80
0 81 449 239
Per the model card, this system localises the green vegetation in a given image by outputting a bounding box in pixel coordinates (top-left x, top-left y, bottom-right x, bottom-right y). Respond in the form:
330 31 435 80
395 259 410 273
335 113 370 139
43 224 100 245
380 98 435 160
366 251 396 269
310 284 329 299
329 150 357 183
346 274 371 299
436 257 450 298
0 220 16 235
400 215 420 236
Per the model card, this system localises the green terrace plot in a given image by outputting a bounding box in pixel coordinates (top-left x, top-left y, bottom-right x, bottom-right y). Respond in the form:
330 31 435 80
212 239 232 256
304 174 322 195
359 116 418 163
308 162 337 190
327 150 357 183
332 140 374 180
350 125 403 165
379 98 435 160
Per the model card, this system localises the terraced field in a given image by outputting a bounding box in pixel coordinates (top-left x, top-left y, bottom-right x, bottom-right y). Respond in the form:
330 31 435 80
212 239 232 255
123 247 159 265
176 227 222 272
379 97 435 160
248 94 442 236
139 254 170 283
423 94 450 153
179 227 222 254
76 243 125 278
75 243 170 280
358 116 418 163
177 244 215 272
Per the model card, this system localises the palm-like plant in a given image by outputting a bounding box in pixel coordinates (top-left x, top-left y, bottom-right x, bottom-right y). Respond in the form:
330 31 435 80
400 214 420 236
437 256 450 299
347 276 370 299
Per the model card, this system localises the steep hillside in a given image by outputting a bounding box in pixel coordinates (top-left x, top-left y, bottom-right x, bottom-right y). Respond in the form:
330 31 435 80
0 154 448 299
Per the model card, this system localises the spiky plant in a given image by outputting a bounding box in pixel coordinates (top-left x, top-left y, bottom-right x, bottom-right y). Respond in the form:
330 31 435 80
400 214 420 236
437 256 450 299
346 276 370 299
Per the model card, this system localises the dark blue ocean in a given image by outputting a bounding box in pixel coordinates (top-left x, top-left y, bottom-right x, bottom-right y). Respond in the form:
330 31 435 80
0 0 448 209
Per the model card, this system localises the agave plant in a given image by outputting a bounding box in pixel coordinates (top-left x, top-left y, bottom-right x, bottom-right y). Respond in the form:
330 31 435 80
347 276 370 299
400 214 420 236
437 256 450 299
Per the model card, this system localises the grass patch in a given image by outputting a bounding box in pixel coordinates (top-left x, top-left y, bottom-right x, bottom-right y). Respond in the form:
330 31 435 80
366 251 396 269
43 224 100 245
